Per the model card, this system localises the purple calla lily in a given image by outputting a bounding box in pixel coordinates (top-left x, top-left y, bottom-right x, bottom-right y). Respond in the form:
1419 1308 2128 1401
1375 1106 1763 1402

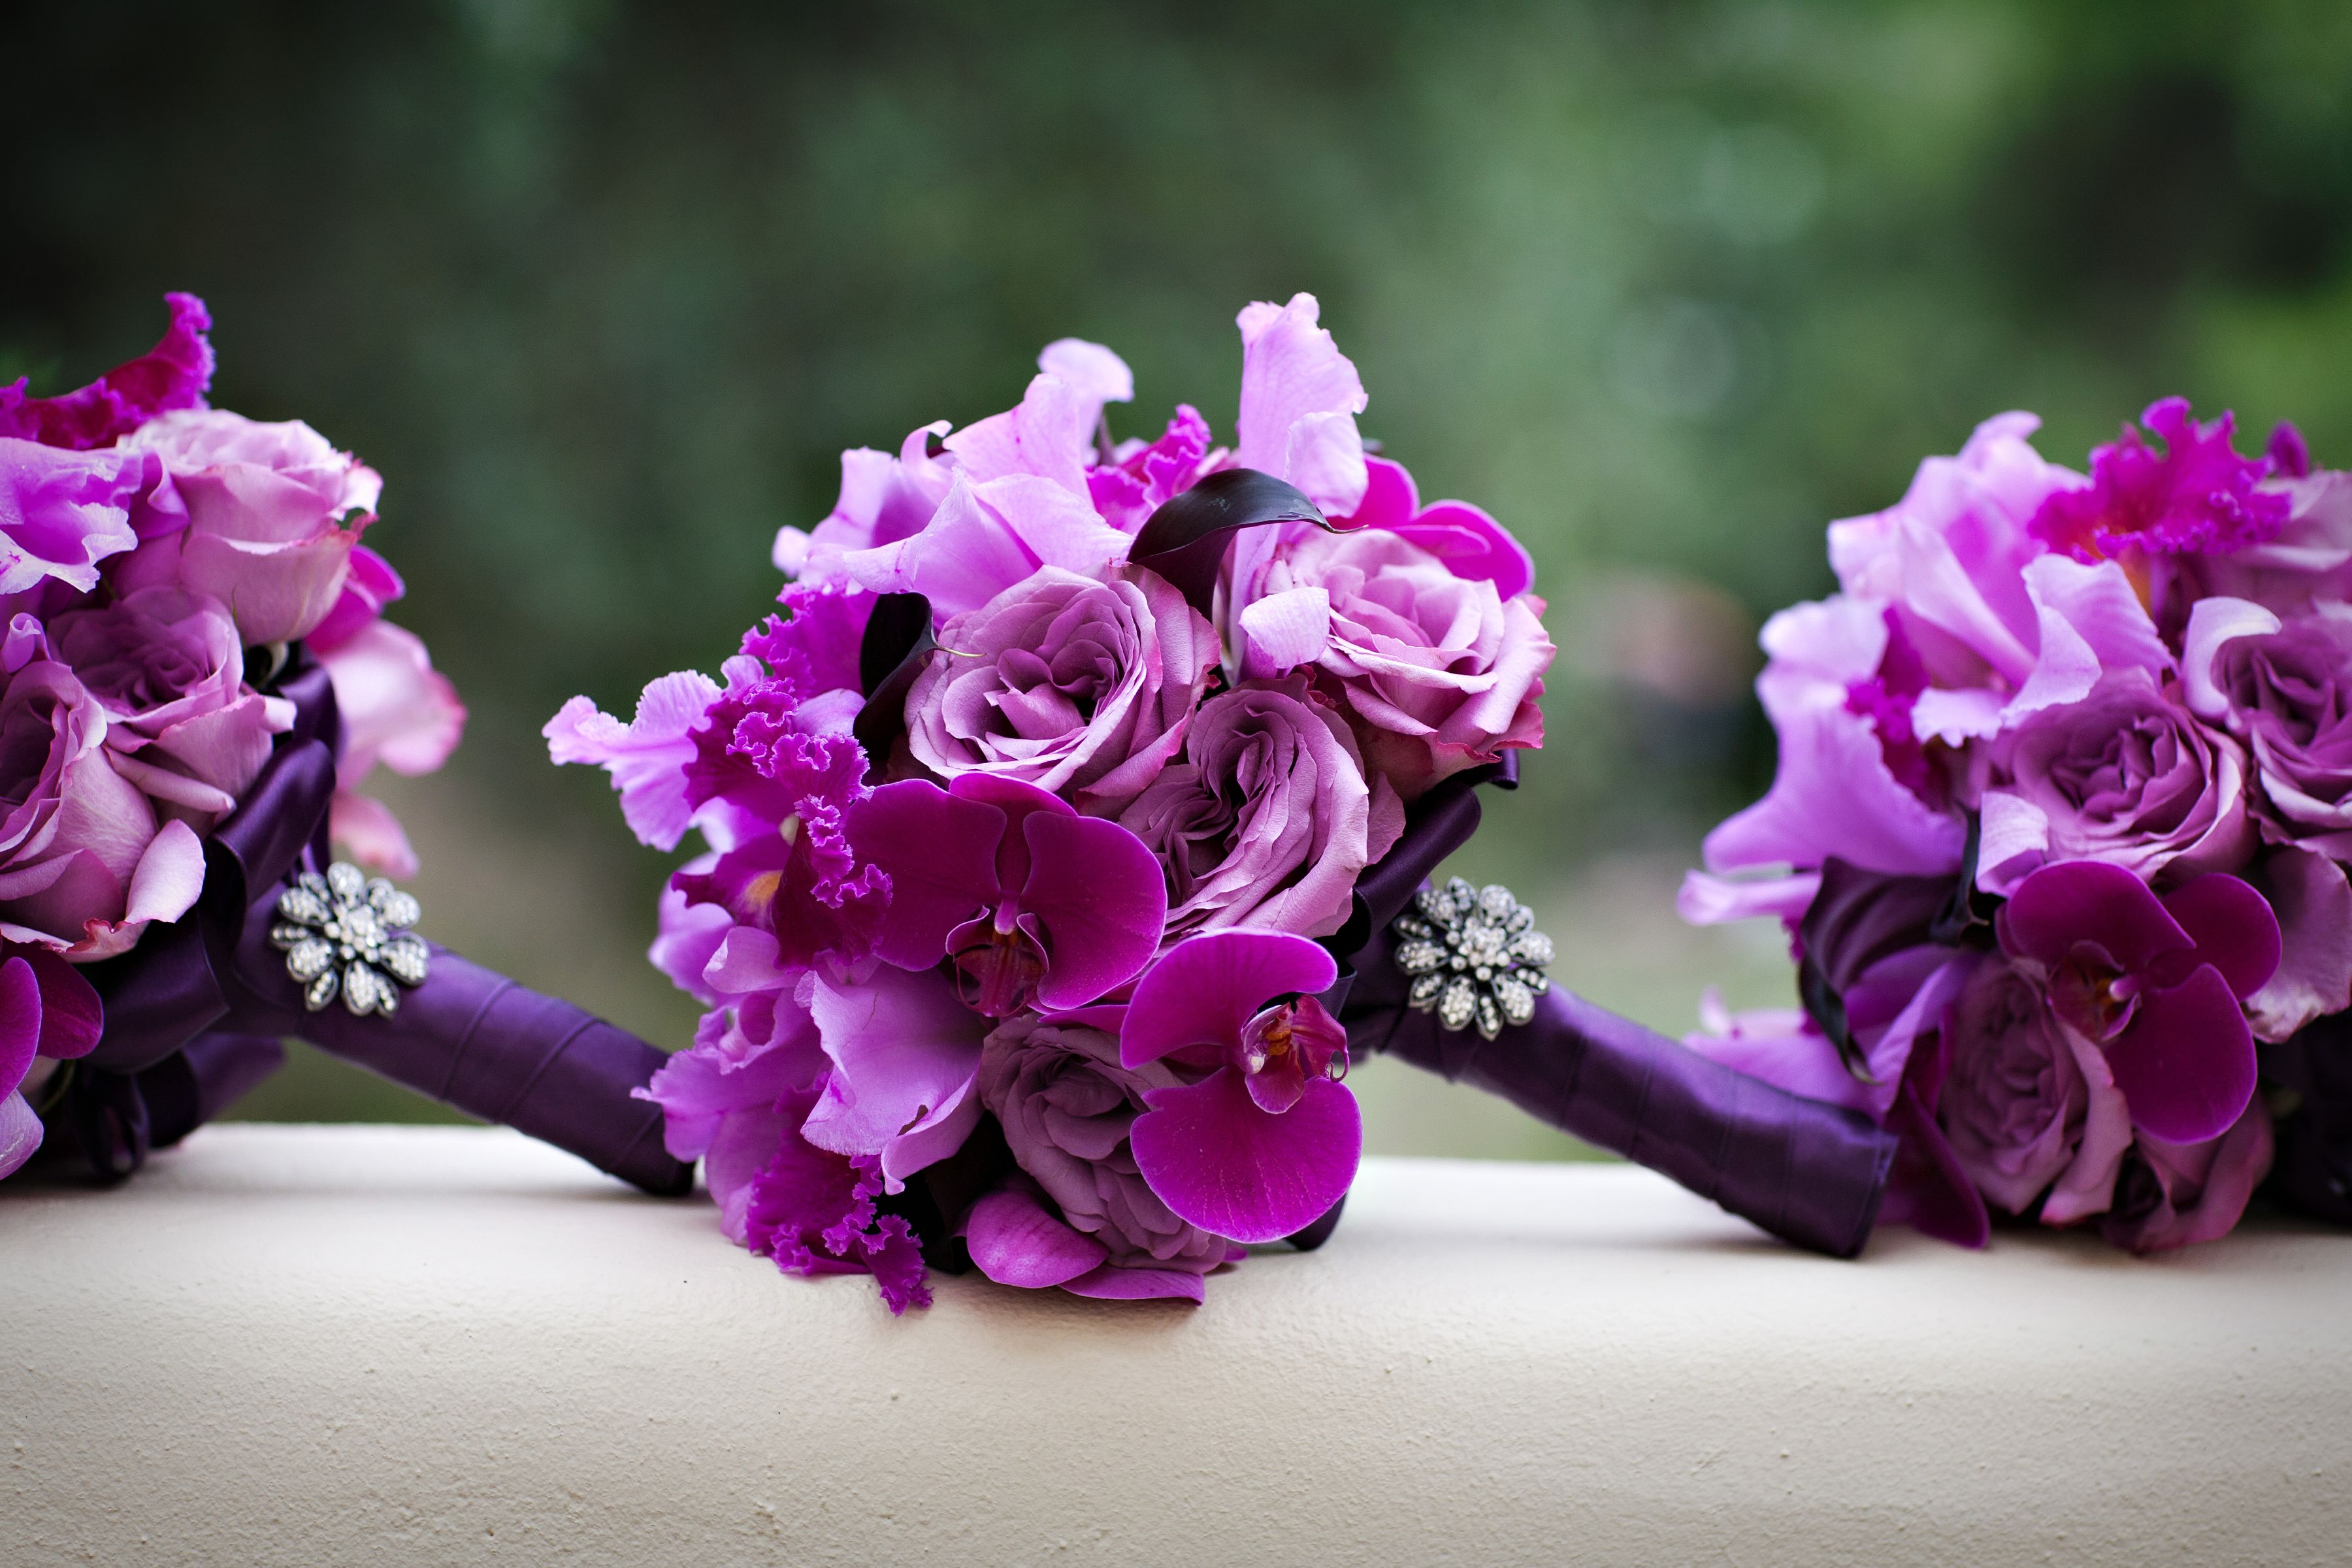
1120 930 1362 1243
849 773 1167 1017
1998 860 2278 1143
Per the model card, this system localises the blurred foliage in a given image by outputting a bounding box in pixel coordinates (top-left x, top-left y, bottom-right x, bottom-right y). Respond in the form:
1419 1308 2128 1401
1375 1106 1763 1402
12 0 2352 1130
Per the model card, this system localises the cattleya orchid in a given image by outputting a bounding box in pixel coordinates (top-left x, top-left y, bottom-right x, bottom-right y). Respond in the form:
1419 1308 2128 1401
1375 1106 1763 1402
1120 930 1362 1243
849 773 1166 1017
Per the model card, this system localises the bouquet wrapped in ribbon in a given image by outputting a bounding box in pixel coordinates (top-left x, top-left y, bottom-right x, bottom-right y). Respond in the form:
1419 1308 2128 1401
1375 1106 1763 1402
557 295 1898 1310
1684 400 2352 1251
0 297 685 1195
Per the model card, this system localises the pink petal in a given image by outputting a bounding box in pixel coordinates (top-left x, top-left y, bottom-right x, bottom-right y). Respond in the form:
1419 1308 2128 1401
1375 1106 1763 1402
544 670 722 851
330 790 419 879
1060 1264 1208 1303
1236 585 1332 678
1130 1069 1361 1245
963 1183 1109 1288
0 957 40 1093
1233 293 1369 515
0 1090 41 1181
2156 874 2280 1000
1120 929 1337 1069
1019 811 1168 1010
1393 500 1536 601
2110 964 2260 1144
123 819 204 926
1331 455 1418 531
2180 596 2283 720
1999 860 2189 973
802 966 987 1175
849 780 1007 971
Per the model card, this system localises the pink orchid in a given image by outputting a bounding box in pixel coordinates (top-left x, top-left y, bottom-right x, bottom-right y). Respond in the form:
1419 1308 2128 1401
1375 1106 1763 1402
1120 930 1362 1244
849 773 1166 1017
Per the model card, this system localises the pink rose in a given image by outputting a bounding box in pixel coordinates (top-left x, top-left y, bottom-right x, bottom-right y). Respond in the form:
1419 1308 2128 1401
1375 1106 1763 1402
1247 528 1553 799
0 657 204 958
48 585 293 825
118 409 380 645
903 564 1215 810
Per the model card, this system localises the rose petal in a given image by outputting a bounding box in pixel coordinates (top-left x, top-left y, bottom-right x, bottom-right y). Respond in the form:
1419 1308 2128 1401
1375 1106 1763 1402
962 1183 1109 1289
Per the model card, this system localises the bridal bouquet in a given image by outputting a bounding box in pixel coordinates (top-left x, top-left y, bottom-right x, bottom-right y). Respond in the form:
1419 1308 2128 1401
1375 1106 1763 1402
2 297 681 1194
1686 399 2352 1251
561 295 1906 1311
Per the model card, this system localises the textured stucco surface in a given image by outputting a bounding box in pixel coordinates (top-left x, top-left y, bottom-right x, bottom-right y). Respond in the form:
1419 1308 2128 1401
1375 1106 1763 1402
3 1123 2347 1566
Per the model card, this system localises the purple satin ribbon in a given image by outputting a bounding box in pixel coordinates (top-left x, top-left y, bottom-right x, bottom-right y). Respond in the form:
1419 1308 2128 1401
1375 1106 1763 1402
2262 1022 2352 1226
43 647 689 1196
1325 759 1896 1258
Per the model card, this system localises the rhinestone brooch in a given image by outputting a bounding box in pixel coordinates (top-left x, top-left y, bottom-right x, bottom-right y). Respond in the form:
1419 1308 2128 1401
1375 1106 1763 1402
1391 877 1555 1040
269 862 431 1017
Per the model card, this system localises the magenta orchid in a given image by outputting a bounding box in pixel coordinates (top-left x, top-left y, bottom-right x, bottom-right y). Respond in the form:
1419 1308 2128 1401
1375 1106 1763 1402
0 946 103 1179
1997 860 2276 1145
1120 930 1361 1244
850 773 1166 1017
2031 399 2289 564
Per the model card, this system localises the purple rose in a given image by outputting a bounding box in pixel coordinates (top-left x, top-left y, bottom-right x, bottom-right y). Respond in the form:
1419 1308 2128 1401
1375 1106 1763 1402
1936 956 2132 1222
904 564 1216 811
2099 1103 2274 1254
117 409 380 645
1119 675 1403 942
48 585 292 825
1978 670 2253 894
1244 528 1553 800
0 656 205 958
966 1014 1234 1300
2183 601 2352 851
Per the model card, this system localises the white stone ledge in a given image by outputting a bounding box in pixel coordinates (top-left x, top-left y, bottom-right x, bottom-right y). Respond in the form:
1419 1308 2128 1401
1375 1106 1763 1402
4 1124 2347 1566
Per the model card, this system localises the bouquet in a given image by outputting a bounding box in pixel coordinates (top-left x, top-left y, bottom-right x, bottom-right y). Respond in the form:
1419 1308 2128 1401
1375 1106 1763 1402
1 296 685 1194
1685 399 2352 1250
559 295 1903 1311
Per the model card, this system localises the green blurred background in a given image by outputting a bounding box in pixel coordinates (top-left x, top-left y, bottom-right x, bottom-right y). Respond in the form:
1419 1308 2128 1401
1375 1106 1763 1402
10 0 2352 1158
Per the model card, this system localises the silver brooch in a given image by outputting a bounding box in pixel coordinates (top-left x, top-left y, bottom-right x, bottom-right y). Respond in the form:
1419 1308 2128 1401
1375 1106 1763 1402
270 862 431 1017
1392 877 1554 1039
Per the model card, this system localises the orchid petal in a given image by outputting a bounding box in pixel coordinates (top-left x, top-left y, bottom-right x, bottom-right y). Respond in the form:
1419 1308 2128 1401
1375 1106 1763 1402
2108 964 2259 1144
1130 1068 1360 1244
802 966 987 1176
848 780 1006 971
2155 874 2280 1000
1120 929 1338 1069
1331 455 1418 531
1999 860 2190 973
544 670 722 851
1019 811 1168 1009
21 946 99 1060
1394 500 1535 601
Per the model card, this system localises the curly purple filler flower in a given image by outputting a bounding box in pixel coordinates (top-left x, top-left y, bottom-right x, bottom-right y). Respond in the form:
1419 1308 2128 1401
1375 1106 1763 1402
1120 930 1361 1243
1998 860 2278 1144
0 293 215 451
849 773 1167 1017
2031 397 2289 563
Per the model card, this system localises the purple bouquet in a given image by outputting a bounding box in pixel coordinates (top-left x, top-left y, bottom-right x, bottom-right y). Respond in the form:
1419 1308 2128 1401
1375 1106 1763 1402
2 298 683 1194
1686 400 2352 1251
559 296 1901 1310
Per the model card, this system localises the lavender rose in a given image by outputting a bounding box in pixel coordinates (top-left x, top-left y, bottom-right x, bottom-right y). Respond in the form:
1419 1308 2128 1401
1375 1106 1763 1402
972 1015 1232 1290
1247 528 1552 800
1977 670 2253 894
117 409 380 645
1119 675 1403 942
904 564 1215 810
2183 606 2352 849
48 586 291 825
2099 1104 2274 1253
1936 956 2131 1223
0 656 204 958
